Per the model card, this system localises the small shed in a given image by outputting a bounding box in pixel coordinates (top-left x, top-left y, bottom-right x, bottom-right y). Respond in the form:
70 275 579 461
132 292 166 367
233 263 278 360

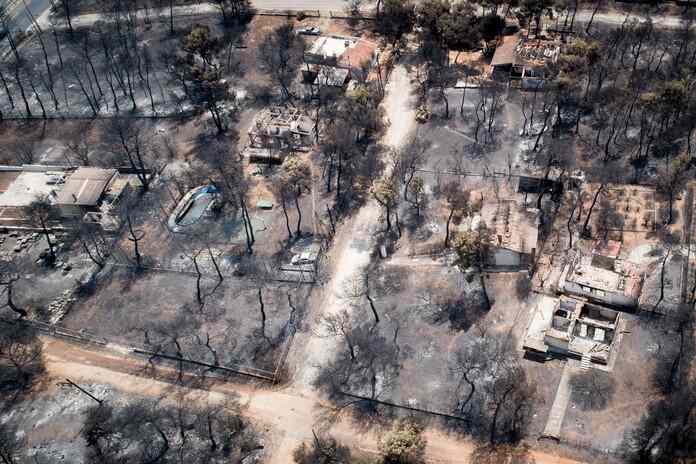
256 199 274 210
516 176 563 195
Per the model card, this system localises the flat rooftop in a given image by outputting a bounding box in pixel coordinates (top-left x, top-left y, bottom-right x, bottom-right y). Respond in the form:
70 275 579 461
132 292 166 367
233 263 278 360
490 34 518 67
569 257 622 291
307 36 377 69
593 240 621 259
524 294 556 353
566 256 642 298
55 167 117 207
308 36 359 60
0 171 20 193
339 39 377 68
0 171 63 207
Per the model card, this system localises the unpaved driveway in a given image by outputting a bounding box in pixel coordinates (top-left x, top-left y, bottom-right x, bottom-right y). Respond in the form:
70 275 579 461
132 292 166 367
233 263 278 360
292 64 417 392
275 63 418 463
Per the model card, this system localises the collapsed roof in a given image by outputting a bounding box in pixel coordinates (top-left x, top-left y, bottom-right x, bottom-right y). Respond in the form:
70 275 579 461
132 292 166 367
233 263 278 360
490 34 560 69
249 107 312 138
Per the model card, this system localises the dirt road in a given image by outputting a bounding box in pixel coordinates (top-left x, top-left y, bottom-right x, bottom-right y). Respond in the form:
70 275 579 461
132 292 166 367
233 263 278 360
42 338 586 464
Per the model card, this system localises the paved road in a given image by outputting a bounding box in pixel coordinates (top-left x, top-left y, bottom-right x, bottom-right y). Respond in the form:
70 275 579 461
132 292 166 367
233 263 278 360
255 0 688 29
252 0 372 10
23 0 692 32
573 9 687 29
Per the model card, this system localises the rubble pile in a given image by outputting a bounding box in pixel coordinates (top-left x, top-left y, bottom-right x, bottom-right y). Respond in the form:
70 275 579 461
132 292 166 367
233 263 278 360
47 289 77 323
514 40 560 66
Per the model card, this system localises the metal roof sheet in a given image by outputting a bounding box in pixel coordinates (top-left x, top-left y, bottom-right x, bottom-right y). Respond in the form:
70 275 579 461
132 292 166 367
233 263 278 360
490 34 519 67
55 167 117 206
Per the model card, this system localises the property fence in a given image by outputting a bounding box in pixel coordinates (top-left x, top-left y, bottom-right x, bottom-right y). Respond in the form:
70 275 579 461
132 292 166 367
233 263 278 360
338 391 467 422
1 315 287 383
0 317 108 346
0 108 195 122
681 185 695 304
105 258 319 285
328 11 376 20
256 9 321 18
132 348 277 382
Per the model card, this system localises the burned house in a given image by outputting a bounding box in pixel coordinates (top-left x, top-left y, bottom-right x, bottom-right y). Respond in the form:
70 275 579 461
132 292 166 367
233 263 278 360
558 253 643 310
524 295 621 366
482 200 540 271
302 65 351 90
245 107 313 164
248 107 312 149
490 33 560 89
516 175 563 198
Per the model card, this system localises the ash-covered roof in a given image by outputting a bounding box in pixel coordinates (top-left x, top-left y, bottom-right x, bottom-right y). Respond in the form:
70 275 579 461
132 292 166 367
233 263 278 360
485 200 539 255
0 171 65 207
306 36 377 70
566 256 642 299
55 167 117 207
339 39 377 69
516 176 562 195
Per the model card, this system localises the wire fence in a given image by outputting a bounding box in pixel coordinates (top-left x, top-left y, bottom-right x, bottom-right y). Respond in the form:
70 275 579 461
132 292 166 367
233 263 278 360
1 315 284 382
0 108 196 121
338 391 467 422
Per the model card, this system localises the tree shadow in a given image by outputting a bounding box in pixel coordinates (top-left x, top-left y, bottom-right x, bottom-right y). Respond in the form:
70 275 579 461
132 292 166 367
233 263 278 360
421 293 490 333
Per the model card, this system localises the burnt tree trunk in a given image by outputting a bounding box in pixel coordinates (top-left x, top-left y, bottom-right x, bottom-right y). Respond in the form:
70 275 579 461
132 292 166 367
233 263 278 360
364 273 380 324
294 192 302 237
445 206 455 248
207 246 223 284
257 288 271 346
193 252 203 305
6 284 27 318
582 184 604 237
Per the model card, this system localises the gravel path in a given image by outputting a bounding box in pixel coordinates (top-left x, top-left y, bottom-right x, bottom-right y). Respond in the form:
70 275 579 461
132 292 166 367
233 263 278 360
291 64 417 392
